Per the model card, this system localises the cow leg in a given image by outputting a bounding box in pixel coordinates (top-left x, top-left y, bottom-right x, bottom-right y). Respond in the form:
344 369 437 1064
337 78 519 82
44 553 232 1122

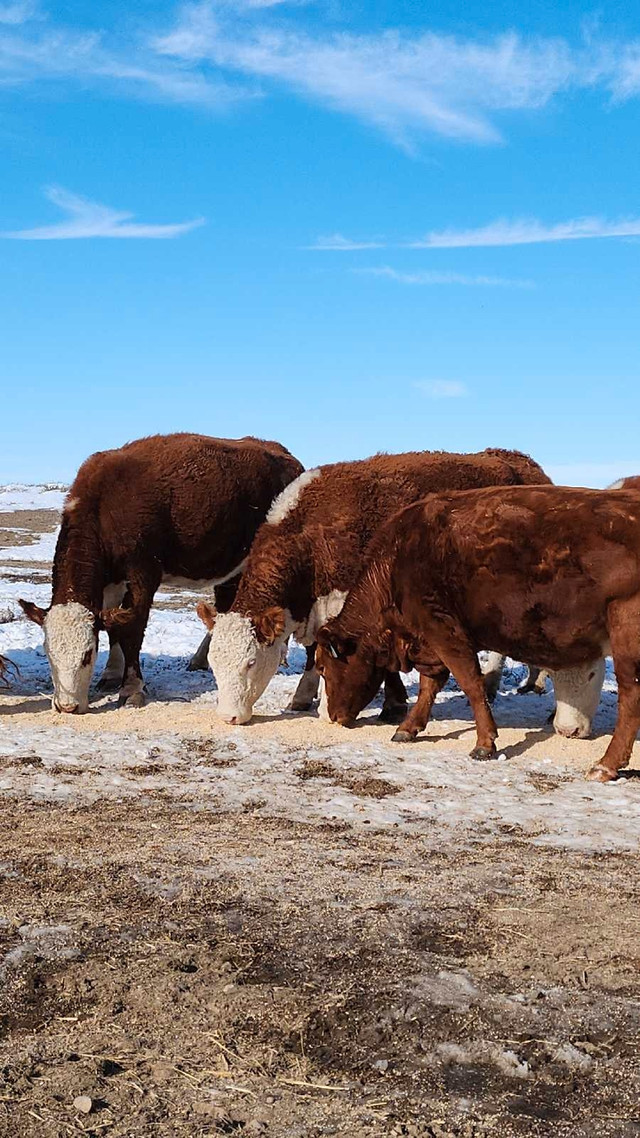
434 633 499 759
96 581 127 690
587 605 640 780
392 669 450 742
187 632 211 672
517 666 549 695
587 668 640 782
481 651 504 702
288 645 320 711
96 635 125 691
116 571 159 709
379 670 408 723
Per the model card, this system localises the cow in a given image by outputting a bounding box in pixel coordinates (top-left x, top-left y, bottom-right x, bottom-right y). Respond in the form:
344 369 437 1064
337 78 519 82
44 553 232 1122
197 448 553 726
315 484 640 783
19 433 303 714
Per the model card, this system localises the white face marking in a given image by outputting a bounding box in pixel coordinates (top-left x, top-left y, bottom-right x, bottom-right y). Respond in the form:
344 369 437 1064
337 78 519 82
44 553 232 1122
266 469 321 526
43 602 97 713
208 612 287 724
551 659 605 739
64 495 79 512
607 478 625 490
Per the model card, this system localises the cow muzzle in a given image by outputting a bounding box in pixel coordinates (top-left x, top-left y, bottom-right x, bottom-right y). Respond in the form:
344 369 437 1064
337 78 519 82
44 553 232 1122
54 700 79 714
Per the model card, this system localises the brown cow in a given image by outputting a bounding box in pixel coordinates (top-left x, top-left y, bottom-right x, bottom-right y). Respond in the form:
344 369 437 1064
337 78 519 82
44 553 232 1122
19 433 303 713
315 484 640 783
199 449 551 725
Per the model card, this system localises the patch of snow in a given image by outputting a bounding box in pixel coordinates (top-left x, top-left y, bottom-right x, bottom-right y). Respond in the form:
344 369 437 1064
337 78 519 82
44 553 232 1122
0 528 59 562
0 484 67 512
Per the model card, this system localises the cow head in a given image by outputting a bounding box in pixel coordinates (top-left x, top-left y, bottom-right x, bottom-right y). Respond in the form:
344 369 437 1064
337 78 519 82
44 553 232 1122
20 599 134 714
316 617 415 726
551 659 605 739
198 601 288 724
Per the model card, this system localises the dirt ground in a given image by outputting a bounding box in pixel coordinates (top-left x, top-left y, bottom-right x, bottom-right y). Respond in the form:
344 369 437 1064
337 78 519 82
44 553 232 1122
0 511 58 551
0 795 639 1138
1 704 640 1138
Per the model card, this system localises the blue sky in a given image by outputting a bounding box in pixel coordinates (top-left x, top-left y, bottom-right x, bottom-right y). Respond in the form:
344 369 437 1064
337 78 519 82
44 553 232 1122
1 0 639 485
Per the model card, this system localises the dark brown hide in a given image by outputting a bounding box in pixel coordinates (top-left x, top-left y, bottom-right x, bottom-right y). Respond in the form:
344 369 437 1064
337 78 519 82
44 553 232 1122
317 484 640 781
20 433 303 707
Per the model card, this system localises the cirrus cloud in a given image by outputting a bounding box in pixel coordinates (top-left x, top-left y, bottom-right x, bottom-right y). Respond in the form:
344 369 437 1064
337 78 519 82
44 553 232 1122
1 186 205 240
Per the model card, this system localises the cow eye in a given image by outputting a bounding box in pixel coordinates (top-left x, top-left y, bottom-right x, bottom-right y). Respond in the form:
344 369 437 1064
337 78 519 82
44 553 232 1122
247 660 257 669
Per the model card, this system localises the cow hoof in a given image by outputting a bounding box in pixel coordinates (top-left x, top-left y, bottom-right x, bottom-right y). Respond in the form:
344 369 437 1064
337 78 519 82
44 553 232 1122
518 682 547 696
391 729 415 743
379 704 408 724
287 698 314 712
118 692 146 709
470 745 497 762
586 763 617 783
96 675 121 693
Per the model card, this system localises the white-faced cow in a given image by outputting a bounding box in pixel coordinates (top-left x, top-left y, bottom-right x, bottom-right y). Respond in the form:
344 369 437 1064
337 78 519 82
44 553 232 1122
198 448 554 725
20 434 303 713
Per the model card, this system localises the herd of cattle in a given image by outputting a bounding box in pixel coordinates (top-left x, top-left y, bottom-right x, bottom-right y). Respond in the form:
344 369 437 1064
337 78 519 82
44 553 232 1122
3 431 640 784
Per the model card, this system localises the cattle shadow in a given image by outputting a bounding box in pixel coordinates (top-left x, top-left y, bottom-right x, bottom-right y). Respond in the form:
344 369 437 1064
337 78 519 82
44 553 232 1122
0 697 52 716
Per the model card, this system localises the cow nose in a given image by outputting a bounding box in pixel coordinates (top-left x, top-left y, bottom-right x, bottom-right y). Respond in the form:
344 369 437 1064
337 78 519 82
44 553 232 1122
228 716 238 725
56 702 79 715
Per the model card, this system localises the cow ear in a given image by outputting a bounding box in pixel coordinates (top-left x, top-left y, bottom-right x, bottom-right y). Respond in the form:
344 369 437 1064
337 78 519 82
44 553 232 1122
19 599 47 626
196 601 218 631
99 607 136 632
317 625 356 661
255 606 286 645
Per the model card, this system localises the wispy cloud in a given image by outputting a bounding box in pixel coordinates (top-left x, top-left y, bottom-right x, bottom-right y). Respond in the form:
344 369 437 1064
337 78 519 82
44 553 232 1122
411 215 640 248
414 380 468 399
0 8 248 108
1 186 205 240
155 9 581 144
306 233 385 251
2 3 640 148
0 1 39 24
356 265 533 287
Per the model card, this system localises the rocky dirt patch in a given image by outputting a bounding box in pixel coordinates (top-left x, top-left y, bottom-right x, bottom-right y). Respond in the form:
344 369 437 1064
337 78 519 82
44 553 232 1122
0 795 639 1137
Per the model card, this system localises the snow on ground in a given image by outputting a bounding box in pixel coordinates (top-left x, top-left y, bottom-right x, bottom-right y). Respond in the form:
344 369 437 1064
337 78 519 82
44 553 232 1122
1 718 638 853
0 483 67 511
0 527 59 562
1 485 639 859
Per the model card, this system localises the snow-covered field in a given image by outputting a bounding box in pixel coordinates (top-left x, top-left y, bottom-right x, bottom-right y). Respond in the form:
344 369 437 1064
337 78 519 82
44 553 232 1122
1 485 639 1137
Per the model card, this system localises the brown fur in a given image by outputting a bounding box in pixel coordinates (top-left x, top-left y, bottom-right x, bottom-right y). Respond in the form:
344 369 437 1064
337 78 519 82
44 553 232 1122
227 448 550 714
233 449 550 621
20 433 303 705
317 484 640 781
